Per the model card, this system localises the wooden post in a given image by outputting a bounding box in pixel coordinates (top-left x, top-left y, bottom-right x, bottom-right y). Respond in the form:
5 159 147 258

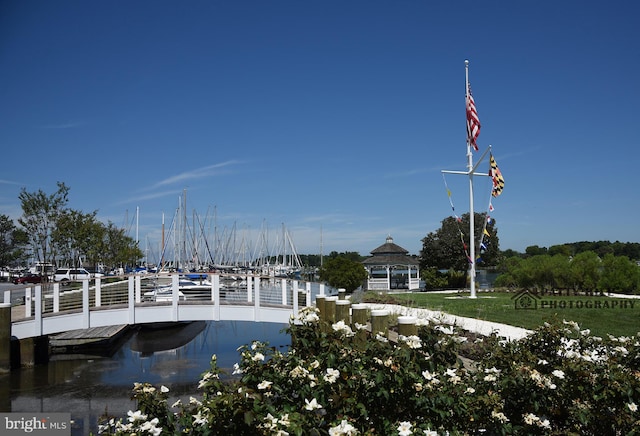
371 309 389 337
351 303 369 327
335 300 351 323
324 296 338 324
315 295 326 321
351 303 369 348
397 316 418 337
0 303 10 373
338 288 346 300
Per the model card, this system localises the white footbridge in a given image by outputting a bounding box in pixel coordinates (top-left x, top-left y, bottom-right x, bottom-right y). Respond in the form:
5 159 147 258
6 273 329 339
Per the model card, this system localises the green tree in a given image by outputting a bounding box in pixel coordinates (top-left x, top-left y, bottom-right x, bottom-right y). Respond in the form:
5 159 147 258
51 209 99 267
598 253 638 294
18 182 70 270
569 251 601 294
319 256 368 292
0 214 28 267
420 212 499 272
102 222 143 271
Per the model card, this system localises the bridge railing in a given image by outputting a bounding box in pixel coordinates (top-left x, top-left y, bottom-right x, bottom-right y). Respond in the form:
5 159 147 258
5 272 331 322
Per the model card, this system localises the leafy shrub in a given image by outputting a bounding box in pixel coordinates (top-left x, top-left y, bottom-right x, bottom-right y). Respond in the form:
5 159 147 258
98 308 640 435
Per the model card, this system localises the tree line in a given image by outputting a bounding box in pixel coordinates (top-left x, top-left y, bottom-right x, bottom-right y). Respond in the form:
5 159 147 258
495 251 639 295
0 182 143 274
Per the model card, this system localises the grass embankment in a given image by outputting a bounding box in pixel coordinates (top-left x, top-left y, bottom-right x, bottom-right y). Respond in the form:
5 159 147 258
364 291 640 338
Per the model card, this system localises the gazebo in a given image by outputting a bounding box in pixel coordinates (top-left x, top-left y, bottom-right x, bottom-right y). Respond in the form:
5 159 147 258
362 235 420 291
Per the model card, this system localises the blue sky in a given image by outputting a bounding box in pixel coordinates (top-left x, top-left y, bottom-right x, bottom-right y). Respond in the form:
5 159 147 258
1 1 639 261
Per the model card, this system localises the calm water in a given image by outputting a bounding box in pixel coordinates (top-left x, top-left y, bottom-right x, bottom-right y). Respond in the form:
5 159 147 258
1 321 290 435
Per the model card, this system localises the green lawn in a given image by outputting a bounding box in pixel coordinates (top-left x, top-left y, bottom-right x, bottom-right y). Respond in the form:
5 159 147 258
372 291 640 338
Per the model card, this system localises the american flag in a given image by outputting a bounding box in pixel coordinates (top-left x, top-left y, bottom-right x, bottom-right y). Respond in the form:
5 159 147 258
466 84 481 151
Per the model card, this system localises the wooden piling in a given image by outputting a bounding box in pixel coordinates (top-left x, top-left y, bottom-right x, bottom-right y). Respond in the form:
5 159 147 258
370 309 389 337
315 295 326 320
335 300 351 323
0 303 10 373
324 296 338 323
397 316 418 337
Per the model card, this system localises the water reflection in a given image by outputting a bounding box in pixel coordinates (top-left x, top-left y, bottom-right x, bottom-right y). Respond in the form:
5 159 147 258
2 321 290 435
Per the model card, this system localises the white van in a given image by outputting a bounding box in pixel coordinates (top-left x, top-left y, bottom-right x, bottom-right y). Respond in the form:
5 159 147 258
53 268 92 282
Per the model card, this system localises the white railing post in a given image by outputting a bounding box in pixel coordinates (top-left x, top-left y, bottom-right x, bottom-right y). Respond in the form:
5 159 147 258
83 280 90 329
293 280 299 314
95 277 101 307
172 274 179 322
306 282 311 307
53 283 60 313
128 276 135 324
25 288 31 318
254 276 260 321
34 285 42 336
281 278 287 305
247 274 253 303
319 283 325 297
3 290 9 305
135 275 142 303
212 274 220 320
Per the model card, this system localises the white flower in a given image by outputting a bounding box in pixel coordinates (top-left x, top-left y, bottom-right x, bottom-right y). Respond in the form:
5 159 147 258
258 380 273 390
491 410 509 423
160 385 169 393
422 370 436 381
397 421 413 435
552 369 565 379
537 359 548 365
252 352 265 362
538 418 551 429
304 398 322 410
279 413 291 427
332 320 355 337
193 411 207 426
324 368 340 384
232 363 244 375
328 419 359 435
628 402 638 412
310 359 320 369
423 430 438 436
375 333 389 342
465 387 476 394
127 410 147 422
401 335 423 349
523 413 539 425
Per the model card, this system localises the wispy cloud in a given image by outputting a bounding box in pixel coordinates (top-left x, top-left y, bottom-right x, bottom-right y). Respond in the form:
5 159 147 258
150 160 242 189
116 189 183 206
0 179 23 186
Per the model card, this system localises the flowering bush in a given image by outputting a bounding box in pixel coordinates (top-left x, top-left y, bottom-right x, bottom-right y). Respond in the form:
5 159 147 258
98 307 640 435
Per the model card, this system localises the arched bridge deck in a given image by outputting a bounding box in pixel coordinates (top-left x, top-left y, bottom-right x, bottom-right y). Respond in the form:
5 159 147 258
6 273 329 339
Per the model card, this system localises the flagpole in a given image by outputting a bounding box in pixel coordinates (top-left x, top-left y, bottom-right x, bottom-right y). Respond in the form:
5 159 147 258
465 59 477 299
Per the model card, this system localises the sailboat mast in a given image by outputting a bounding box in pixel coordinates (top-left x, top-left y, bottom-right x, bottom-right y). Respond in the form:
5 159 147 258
465 59 477 299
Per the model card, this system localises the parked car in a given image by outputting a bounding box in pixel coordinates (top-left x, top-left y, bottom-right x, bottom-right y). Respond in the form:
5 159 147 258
13 273 45 284
53 268 92 282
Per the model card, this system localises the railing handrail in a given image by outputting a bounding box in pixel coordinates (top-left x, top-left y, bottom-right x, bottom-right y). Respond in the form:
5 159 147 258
9 273 331 339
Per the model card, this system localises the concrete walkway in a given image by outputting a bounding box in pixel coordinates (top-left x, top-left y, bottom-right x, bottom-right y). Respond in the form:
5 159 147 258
361 303 532 341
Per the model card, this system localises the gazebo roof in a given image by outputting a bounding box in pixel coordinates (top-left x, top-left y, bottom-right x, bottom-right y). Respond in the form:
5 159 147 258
362 235 419 266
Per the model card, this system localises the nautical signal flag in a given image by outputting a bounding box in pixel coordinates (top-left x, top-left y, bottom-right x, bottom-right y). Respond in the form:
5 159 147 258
490 154 505 197
466 84 481 151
